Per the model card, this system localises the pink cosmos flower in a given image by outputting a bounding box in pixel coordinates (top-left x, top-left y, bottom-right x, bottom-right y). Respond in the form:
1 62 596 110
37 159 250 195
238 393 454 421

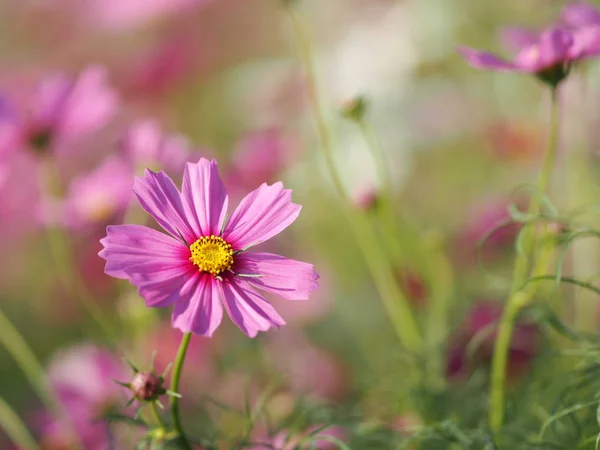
249 425 347 450
446 301 540 381
120 119 193 175
77 0 212 32
267 331 349 401
63 156 134 229
36 344 128 449
454 196 522 265
99 158 319 337
0 65 118 158
228 129 296 189
562 2 600 29
458 26 600 84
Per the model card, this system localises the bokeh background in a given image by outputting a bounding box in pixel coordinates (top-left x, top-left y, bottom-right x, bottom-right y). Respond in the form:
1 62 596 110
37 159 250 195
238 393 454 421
1 0 599 448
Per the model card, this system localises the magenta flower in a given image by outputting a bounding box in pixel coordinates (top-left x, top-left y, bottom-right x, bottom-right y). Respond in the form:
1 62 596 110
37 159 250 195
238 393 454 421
250 425 347 450
0 65 118 158
458 26 598 85
99 158 319 337
36 344 128 449
120 119 194 175
63 156 133 229
446 301 539 380
562 2 600 29
228 129 296 189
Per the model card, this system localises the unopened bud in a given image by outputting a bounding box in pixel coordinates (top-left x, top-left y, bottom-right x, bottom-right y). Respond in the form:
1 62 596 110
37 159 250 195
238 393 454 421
130 372 166 402
340 96 367 121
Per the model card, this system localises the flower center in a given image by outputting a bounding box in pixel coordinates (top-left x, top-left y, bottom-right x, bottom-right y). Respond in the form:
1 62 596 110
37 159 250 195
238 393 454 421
189 235 234 276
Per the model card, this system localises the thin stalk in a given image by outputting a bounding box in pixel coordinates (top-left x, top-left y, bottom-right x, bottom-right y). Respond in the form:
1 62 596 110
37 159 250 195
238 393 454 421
510 87 560 293
169 332 192 449
285 4 422 351
42 160 119 345
356 119 403 260
0 396 40 450
489 88 560 431
150 402 167 432
0 308 82 449
45 227 119 344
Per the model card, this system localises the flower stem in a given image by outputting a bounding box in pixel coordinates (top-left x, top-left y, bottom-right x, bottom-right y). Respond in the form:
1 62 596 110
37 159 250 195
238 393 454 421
0 395 40 450
46 227 120 342
356 119 403 259
42 161 119 345
285 3 422 352
0 307 83 449
169 332 192 449
489 87 560 431
150 401 167 432
510 87 560 293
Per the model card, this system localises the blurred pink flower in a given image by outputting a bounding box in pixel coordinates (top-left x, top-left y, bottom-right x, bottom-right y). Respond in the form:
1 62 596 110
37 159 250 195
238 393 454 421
120 119 193 175
455 197 522 264
0 152 42 245
458 26 600 84
63 156 133 229
446 301 540 380
562 2 600 29
37 344 127 449
99 158 319 337
250 425 347 450
396 268 428 309
225 129 297 196
487 120 543 164
351 185 379 212
121 34 204 100
77 0 212 32
0 65 118 159
267 332 349 402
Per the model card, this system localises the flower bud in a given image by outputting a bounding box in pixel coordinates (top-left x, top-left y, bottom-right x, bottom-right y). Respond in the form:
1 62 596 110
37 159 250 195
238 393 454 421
130 372 166 402
340 96 367 121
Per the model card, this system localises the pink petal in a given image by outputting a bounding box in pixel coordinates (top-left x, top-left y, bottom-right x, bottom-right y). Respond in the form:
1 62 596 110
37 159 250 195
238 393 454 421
235 252 319 300
220 277 285 337
562 2 600 28
57 65 119 141
222 182 301 250
571 25 600 58
133 169 197 244
498 27 541 53
180 158 228 238
171 274 224 336
99 224 194 307
532 27 574 69
456 46 519 71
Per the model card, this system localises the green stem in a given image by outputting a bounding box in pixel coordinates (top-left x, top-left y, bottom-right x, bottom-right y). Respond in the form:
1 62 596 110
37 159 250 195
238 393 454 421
356 119 403 260
0 395 40 450
169 332 192 449
42 160 119 345
150 401 167 432
510 87 560 293
0 308 82 449
489 87 560 431
285 4 422 351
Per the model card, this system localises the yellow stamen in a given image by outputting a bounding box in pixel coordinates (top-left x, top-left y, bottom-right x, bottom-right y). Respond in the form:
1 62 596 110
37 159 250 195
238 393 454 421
189 235 234 276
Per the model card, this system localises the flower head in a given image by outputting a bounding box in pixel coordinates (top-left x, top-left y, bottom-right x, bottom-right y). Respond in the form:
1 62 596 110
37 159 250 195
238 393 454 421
562 2 600 29
120 119 193 175
63 155 133 229
446 301 540 380
458 26 600 85
99 158 319 337
36 344 127 449
0 65 118 158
